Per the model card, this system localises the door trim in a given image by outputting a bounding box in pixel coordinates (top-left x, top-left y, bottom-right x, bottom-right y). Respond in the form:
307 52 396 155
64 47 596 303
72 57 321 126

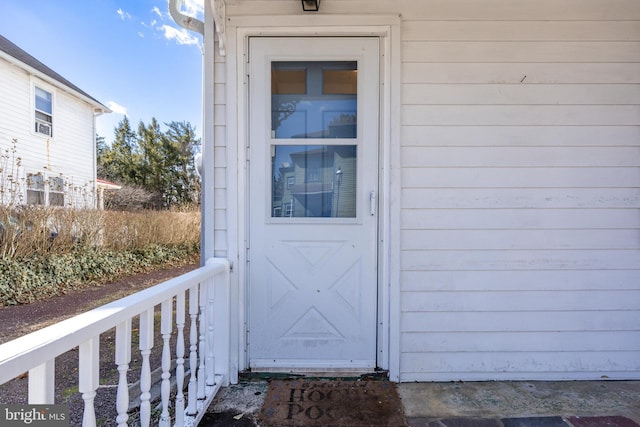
228 16 402 380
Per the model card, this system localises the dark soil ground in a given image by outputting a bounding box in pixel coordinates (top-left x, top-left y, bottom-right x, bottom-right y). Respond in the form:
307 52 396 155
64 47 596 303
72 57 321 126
0 263 199 426
0 263 198 343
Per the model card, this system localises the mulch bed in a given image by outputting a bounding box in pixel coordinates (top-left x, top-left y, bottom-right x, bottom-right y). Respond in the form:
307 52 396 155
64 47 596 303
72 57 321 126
259 379 407 427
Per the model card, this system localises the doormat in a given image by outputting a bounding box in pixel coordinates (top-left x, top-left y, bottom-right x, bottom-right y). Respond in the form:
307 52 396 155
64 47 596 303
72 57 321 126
259 379 407 427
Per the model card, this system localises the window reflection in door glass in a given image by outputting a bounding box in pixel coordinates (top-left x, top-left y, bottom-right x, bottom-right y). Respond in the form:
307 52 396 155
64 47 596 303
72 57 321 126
272 145 357 218
271 61 357 139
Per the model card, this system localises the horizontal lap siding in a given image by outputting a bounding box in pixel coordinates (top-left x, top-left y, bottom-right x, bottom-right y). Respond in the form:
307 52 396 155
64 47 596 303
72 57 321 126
399 0 640 381
54 93 95 177
231 0 640 20
0 62 29 205
214 47 227 257
0 62 30 140
228 0 640 380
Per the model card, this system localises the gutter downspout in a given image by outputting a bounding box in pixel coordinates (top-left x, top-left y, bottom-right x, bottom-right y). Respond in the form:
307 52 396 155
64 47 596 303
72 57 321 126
168 0 214 266
168 0 204 36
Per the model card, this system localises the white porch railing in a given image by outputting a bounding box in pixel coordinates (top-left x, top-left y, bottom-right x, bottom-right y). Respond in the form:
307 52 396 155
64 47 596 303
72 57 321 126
0 257 231 427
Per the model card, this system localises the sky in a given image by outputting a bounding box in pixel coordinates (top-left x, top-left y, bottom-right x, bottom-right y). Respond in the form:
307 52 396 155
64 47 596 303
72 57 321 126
0 0 204 145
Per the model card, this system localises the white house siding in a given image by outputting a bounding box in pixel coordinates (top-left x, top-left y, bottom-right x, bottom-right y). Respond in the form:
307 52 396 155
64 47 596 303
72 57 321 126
224 0 640 381
0 61 30 135
214 43 228 257
398 0 640 381
0 56 97 208
0 59 31 202
54 91 97 207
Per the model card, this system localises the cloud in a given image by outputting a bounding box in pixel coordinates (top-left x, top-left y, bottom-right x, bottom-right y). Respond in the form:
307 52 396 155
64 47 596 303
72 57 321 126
159 25 199 46
116 8 132 20
107 101 127 115
182 0 204 17
138 2 202 46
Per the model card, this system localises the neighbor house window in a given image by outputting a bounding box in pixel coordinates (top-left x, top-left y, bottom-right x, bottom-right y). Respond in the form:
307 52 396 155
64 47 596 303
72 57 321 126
49 176 65 206
35 86 53 137
26 173 65 206
284 201 293 217
27 173 45 205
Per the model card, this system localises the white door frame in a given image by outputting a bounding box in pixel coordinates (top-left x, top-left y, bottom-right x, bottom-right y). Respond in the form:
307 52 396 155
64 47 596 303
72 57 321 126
225 15 402 380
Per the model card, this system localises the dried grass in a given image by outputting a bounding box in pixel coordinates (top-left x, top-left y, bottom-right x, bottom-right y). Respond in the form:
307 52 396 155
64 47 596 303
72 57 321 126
0 206 200 260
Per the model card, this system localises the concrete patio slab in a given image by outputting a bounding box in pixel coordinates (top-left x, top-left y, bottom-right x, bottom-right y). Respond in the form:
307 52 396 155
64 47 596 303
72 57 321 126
205 380 640 426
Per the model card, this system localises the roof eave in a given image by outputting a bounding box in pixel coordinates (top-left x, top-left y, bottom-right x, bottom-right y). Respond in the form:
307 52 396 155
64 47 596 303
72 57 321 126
0 50 111 114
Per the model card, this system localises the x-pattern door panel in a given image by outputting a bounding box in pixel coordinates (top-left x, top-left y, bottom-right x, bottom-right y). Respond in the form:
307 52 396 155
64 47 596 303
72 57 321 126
264 239 363 345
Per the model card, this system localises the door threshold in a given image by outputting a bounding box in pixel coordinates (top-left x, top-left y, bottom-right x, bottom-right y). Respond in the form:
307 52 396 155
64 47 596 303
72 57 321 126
241 369 388 381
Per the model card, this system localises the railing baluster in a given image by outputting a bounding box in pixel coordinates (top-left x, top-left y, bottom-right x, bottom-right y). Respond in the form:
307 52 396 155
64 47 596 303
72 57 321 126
79 338 99 427
159 299 173 427
206 276 215 387
197 281 207 400
28 360 55 404
115 320 132 427
187 284 199 416
139 309 154 427
0 259 231 427
175 290 186 426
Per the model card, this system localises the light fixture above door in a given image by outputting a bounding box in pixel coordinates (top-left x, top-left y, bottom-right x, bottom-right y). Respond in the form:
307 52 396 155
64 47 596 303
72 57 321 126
301 0 320 11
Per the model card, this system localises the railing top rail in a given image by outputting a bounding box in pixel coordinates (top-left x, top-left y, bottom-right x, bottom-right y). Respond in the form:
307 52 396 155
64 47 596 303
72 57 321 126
0 257 230 385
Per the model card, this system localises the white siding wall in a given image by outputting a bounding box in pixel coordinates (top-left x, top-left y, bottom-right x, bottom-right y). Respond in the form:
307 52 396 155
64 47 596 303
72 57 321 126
399 0 640 381
226 0 640 381
214 43 228 257
0 57 97 208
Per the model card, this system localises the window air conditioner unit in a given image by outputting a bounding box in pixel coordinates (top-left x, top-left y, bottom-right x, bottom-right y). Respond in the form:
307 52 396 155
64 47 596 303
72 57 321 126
36 122 52 136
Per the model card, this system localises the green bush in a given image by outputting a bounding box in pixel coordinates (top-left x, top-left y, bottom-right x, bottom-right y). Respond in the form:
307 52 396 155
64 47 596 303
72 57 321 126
0 206 200 306
1 138 202 305
0 244 199 306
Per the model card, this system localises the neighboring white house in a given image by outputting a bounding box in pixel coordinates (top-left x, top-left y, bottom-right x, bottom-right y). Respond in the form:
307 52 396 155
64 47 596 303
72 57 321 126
172 0 639 383
0 34 110 209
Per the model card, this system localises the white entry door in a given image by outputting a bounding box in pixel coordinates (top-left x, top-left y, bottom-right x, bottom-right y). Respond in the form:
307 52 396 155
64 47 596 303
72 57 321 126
248 37 380 370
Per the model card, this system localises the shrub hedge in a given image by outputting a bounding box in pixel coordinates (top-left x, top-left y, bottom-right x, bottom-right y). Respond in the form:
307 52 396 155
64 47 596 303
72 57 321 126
0 207 201 306
0 243 199 306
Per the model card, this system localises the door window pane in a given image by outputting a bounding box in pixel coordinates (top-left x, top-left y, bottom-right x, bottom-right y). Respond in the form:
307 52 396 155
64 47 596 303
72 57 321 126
272 69 306 94
272 145 356 218
272 61 357 139
323 70 357 95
